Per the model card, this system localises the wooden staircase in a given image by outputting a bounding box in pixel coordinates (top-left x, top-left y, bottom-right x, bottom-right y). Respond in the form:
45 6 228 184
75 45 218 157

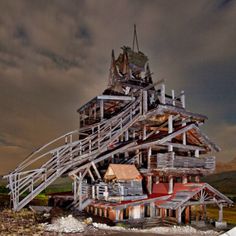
4 94 143 211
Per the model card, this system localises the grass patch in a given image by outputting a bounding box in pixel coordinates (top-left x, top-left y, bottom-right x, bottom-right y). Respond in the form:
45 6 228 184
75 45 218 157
206 205 236 225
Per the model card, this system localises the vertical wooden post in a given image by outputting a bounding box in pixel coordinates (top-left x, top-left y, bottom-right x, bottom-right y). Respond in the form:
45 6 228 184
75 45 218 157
116 209 120 221
143 90 148 114
195 149 199 158
104 208 107 218
168 115 173 152
92 185 95 199
195 175 200 183
125 130 129 141
148 147 152 169
143 125 147 140
182 117 187 145
78 172 82 210
139 152 143 165
104 185 108 201
182 176 188 184
96 185 100 200
160 83 166 104
100 99 104 120
168 115 173 133
180 90 185 108
218 204 223 222
147 175 152 194
132 130 136 139
73 178 77 202
168 176 173 194
94 103 97 119
150 202 155 218
183 132 186 145
185 207 190 224
171 89 175 106
177 207 182 224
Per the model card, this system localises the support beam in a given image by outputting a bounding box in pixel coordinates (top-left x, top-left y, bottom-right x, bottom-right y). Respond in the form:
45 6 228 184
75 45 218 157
180 90 185 108
125 130 129 141
100 100 104 120
147 147 152 169
116 209 120 221
97 95 134 101
177 207 182 224
195 149 200 158
91 162 101 179
182 132 186 145
195 175 200 183
168 176 173 194
160 83 166 104
147 175 152 194
150 202 155 217
171 89 175 106
168 115 173 134
88 169 95 182
168 115 173 152
143 90 148 114
182 176 188 184
78 172 82 210
143 125 147 140
92 186 95 199
218 204 223 222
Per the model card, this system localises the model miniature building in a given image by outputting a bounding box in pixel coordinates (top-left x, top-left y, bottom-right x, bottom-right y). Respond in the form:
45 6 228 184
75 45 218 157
4 28 233 226
96 164 146 202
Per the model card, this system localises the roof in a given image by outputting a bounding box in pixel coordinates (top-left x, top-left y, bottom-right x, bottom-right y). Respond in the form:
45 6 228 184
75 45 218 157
104 164 142 181
153 182 233 209
89 182 233 210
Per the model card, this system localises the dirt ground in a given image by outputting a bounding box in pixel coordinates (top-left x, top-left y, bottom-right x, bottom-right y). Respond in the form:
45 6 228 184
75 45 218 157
0 208 127 236
0 208 185 236
0 208 44 235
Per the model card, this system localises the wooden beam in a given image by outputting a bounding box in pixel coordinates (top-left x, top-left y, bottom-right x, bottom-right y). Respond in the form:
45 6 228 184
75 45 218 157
100 100 104 120
97 95 134 101
91 161 101 179
160 83 165 104
164 142 205 152
88 169 95 182
180 90 185 108
143 90 148 114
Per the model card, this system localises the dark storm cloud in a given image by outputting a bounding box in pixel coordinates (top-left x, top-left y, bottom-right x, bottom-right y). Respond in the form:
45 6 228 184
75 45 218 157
0 0 236 174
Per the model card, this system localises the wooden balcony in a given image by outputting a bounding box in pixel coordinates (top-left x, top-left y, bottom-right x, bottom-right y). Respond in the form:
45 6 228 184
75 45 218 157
150 153 215 171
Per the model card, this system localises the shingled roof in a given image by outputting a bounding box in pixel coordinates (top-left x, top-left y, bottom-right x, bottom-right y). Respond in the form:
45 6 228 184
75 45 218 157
104 164 142 181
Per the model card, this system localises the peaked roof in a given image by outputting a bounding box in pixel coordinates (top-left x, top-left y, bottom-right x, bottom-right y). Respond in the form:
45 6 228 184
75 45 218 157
154 182 233 209
104 164 142 181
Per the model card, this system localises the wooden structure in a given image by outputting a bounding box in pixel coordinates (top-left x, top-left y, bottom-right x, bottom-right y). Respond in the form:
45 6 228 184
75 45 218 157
4 28 233 225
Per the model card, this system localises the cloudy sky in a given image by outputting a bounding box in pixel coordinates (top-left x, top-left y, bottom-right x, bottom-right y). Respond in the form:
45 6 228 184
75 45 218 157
0 0 235 174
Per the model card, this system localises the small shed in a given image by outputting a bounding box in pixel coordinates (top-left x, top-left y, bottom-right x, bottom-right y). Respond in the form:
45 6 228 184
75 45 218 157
104 164 142 182
104 164 143 198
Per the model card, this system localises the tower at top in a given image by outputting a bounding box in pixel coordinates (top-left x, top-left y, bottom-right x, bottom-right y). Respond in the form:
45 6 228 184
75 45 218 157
107 25 152 95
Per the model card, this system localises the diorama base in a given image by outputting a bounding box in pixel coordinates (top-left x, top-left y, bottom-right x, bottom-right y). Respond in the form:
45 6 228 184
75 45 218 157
215 221 227 229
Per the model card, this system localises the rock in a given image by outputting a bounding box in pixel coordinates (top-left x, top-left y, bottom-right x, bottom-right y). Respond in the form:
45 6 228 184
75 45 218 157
84 217 93 225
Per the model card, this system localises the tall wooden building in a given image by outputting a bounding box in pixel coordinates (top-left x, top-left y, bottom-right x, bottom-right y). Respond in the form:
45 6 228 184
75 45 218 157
4 28 233 226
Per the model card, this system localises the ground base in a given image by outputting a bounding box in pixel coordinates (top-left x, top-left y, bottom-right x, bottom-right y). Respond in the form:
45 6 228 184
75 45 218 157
215 221 227 229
